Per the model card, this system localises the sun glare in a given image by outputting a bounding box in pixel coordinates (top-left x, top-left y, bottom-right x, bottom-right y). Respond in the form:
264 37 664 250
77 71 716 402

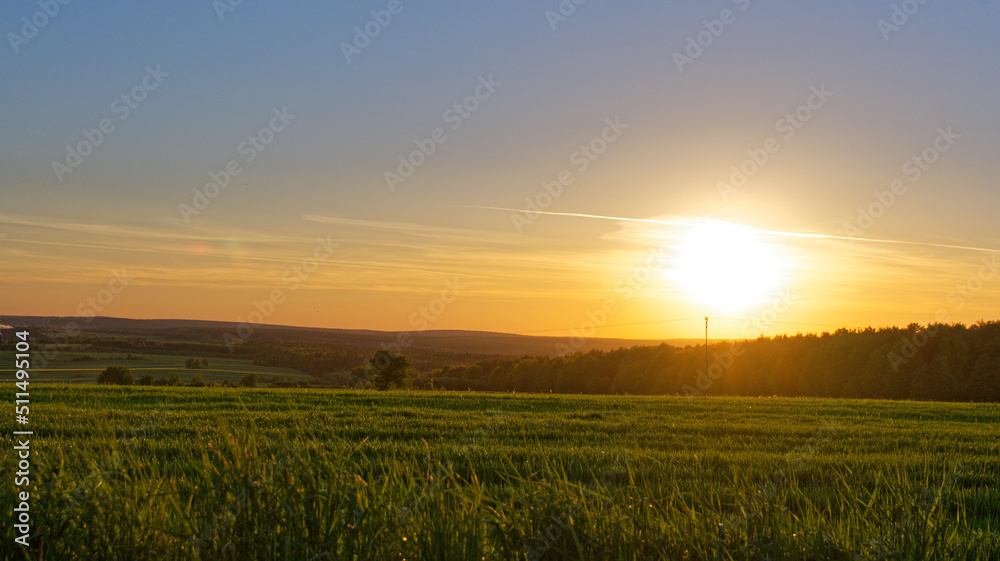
670 219 786 312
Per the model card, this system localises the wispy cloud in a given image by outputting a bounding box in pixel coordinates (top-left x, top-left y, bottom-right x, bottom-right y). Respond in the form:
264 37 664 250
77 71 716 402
453 205 1000 255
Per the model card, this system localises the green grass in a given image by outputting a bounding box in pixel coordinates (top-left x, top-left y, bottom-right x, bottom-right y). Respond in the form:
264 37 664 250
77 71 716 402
2 387 999 559
0 351 312 385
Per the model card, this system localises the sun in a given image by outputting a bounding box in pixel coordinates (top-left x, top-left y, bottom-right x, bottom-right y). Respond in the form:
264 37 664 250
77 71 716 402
669 219 786 312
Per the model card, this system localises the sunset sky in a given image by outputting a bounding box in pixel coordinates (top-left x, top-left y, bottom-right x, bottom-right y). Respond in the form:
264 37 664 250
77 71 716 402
3 2 999 339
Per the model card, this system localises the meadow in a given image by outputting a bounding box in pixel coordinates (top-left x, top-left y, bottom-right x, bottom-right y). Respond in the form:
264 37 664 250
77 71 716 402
0 350 311 385
2 386 999 560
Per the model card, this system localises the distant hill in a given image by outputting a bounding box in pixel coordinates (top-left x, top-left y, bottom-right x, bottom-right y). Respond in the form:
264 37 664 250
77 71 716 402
0 316 711 357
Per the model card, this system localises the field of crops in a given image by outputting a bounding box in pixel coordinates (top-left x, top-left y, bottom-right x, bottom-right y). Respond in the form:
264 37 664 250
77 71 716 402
3 386 999 560
0 351 311 385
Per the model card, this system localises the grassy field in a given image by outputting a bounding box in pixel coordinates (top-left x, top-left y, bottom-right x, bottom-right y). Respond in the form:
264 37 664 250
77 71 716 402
2 386 999 560
0 350 312 385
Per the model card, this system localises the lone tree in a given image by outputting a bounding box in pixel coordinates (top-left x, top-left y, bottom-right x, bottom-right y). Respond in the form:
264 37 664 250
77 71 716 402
185 358 202 369
97 365 134 385
240 373 258 388
370 350 410 390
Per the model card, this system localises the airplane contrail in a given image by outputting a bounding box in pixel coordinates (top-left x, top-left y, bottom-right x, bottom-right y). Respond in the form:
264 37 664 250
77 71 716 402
450 205 1000 256
449 205 703 229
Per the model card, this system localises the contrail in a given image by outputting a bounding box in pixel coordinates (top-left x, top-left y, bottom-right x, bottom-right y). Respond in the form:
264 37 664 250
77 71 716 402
449 205 702 229
451 205 1000 255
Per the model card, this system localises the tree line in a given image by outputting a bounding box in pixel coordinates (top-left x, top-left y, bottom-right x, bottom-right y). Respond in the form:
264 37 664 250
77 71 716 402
421 322 1000 402
34 321 1000 401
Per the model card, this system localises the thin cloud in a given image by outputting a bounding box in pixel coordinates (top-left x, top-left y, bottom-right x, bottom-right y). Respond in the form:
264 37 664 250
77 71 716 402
455 205 1000 256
